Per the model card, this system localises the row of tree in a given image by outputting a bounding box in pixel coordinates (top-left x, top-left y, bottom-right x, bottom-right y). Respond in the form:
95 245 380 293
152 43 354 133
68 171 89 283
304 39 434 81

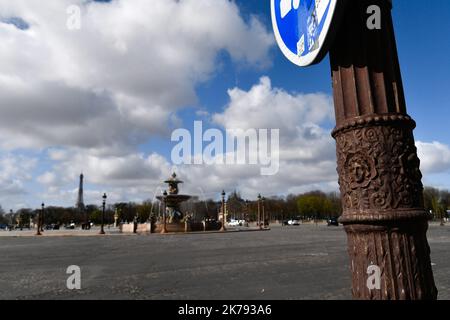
1 187 449 227
224 190 342 222
423 187 450 221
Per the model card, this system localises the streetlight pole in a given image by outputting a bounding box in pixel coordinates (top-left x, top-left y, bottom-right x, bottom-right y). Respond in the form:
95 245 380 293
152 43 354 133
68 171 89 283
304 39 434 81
9 209 13 229
36 205 42 236
245 200 249 227
257 194 262 230
220 190 226 232
262 197 266 229
100 193 106 235
161 191 168 234
40 203 45 232
330 0 437 299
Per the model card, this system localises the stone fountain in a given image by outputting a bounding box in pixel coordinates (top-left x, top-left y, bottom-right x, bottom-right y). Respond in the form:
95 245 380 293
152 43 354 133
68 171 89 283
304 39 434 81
155 173 204 233
157 173 191 223
120 172 221 234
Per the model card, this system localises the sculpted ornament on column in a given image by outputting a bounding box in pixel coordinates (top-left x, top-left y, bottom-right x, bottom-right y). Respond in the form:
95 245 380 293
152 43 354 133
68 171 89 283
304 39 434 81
333 115 425 223
332 115 437 300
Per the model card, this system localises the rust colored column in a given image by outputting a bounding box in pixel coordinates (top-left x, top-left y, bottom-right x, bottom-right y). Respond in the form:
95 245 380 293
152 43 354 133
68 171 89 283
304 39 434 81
330 0 437 299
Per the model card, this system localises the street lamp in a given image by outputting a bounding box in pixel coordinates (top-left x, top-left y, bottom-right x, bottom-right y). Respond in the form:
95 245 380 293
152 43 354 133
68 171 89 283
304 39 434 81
100 193 107 235
257 194 262 230
220 190 226 232
161 191 168 234
40 203 45 232
36 205 42 236
262 197 266 229
245 200 249 226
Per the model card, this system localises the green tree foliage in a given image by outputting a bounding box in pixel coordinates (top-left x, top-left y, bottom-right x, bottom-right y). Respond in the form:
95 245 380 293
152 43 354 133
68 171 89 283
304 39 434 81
423 187 449 221
0 205 7 225
136 201 153 222
226 191 246 220
297 191 342 220
16 208 32 227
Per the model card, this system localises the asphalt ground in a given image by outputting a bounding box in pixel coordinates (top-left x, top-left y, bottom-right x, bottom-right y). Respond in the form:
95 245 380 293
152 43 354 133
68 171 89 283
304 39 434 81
0 224 449 300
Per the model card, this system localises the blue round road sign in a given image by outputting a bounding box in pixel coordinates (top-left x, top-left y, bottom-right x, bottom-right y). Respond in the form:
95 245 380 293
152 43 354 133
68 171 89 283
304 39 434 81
271 0 343 67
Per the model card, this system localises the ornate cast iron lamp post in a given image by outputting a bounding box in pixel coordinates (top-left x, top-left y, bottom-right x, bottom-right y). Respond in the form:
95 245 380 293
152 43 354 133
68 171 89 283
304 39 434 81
100 193 106 235
161 191 168 234
36 206 42 236
262 197 266 228
40 203 45 232
220 190 226 232
330 0 437 299
257 194 262 230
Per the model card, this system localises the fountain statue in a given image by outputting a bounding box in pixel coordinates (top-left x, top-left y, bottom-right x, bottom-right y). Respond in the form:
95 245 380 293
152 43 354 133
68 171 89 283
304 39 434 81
157 173 191 224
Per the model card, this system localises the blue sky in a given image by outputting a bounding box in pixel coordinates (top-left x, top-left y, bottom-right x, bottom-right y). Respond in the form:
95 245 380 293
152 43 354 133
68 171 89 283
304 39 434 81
156 0 450 187
0 0 450 210
201 0 450 136
179 0 450 142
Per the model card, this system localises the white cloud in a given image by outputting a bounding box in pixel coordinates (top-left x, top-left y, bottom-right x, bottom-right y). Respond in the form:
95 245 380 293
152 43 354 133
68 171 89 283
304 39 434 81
417 141 450 174
0 154 37 207
36 148 174 206
0 0 274 151
33 77 339 206
0 0 275 208
213 77 335 162
36 171 58 186
214 77 334 129
199 77 338 197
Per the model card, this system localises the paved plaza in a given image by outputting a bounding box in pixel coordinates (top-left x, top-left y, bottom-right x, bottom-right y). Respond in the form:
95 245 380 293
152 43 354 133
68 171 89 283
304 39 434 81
0 224 449 300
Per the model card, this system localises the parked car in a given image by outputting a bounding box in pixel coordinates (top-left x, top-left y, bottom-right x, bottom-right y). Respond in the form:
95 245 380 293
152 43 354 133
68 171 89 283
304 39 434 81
45 224 60 230
228 220 239 226
0 224 8 230
228 219 245 227
65 222 76 229
327 217 339 226
288 219 300 226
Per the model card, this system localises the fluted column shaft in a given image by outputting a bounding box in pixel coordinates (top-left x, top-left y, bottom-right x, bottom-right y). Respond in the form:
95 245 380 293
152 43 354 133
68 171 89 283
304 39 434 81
330 0 437 299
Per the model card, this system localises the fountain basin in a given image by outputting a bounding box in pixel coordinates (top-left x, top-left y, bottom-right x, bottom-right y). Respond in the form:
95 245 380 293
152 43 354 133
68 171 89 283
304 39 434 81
156 194 191 205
